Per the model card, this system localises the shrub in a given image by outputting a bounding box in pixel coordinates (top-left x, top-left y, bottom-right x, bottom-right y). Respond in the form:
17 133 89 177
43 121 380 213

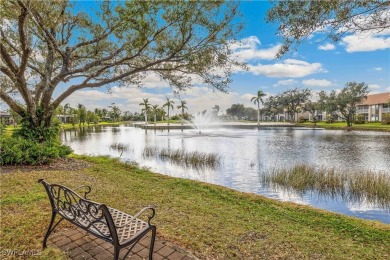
298 116 306 123
0 136 72 165
13 118 62 143
382 113 390 125
0 123 5 136
170 115 180 120
354 114 365 124
325 115 335 124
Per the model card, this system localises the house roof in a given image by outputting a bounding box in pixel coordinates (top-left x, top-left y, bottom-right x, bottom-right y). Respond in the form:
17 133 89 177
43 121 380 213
359 92 390 105
0 112 11 117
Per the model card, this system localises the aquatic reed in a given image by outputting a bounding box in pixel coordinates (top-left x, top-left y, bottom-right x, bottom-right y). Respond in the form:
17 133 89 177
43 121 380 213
143 146 220 169
110 142 129 151
263 164 390 210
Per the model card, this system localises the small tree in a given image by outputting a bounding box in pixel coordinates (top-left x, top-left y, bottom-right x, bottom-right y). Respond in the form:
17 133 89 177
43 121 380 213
212 105 220 117
278 88 311 122
77 104 86 126
163 97 175 127
177 100 188 126
263 96 282 122
226 104 246 119
319 90 338 122
303 100 320 126
251 90 266 126
335 82 369 127
109 103 121 123
139 98 151 124
151 105 159 126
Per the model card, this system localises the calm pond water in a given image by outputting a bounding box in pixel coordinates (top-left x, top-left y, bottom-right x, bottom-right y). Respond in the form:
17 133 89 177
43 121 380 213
61 125 390 223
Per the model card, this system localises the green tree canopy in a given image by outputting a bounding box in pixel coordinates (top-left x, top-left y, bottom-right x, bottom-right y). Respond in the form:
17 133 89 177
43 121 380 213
277 88 311 122
333 82 369 126
267 0 389 57
1 0 242 137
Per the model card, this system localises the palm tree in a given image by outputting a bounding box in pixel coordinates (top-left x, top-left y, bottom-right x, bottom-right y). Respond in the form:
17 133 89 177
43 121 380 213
251 90 266 126
151 105 159 126
177 100 188 126
109 103 121 122
139 98 151 124
77 103 86 126
64 103 71 115
163 97 175 127
212 105 220 117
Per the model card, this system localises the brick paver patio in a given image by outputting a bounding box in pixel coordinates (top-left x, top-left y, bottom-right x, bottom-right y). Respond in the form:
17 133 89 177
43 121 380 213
48 227 197 260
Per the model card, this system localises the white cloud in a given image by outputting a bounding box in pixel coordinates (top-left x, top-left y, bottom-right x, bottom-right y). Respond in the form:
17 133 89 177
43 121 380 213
302 79 333 87
229 36 280 61
318 43 335 51
273 79 298 87
248 59 325 78
139 73 170 88
374 67 383 71
341 28 390 52
368 84 381 89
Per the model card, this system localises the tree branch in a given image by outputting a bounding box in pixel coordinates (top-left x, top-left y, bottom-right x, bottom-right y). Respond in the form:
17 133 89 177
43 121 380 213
0 42 19 74
0 90 26 116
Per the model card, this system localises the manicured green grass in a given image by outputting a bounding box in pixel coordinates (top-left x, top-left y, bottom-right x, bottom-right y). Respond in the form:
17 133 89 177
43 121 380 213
298 121 390 131
1 156 389 259
154 119 182 124
61 121 124 130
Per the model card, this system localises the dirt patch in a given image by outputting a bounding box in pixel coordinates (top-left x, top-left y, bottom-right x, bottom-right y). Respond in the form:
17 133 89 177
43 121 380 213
0 158 92 174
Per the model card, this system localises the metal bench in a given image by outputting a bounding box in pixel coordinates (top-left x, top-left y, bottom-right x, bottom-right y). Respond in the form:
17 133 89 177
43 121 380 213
39 179 156 260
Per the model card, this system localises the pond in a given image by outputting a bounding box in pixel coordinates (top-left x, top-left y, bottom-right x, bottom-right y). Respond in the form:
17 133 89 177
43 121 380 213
61 125 390 223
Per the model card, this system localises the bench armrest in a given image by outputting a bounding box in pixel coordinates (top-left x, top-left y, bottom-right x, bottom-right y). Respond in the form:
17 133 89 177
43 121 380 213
75 185 92 199
115 206 156 228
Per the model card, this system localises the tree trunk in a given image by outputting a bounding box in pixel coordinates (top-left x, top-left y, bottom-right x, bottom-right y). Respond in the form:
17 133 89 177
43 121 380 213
167 108 170 127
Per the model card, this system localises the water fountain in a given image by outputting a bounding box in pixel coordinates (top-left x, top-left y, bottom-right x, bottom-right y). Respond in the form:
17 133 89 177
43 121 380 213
188 110 220 133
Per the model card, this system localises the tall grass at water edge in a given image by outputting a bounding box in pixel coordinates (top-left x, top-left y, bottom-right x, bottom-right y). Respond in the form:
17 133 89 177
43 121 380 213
263 164 390 210
143 146 220 169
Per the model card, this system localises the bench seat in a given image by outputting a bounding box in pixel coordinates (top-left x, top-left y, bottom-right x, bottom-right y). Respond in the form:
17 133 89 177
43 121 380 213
39 179 156 260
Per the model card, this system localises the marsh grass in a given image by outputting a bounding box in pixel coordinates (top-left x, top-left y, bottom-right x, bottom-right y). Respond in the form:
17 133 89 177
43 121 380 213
110 142 129 151
143 146 220 169
109 142 130 157
263 164 390 210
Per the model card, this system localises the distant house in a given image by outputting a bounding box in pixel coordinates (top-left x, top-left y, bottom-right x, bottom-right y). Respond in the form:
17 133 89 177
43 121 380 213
356 92 390 122
262 92 390 123
0 112 14 125
57 114 73 124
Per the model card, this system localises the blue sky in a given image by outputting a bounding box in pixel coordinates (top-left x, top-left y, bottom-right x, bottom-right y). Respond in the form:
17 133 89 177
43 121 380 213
63 1 390 115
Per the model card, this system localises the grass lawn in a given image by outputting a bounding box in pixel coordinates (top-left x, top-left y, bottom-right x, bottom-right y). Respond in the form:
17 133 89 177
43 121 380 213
1 156 389 259
298 121 390 132
60 121 124 129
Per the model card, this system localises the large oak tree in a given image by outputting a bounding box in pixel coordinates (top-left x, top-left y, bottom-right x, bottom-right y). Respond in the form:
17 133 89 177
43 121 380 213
1 0 242 138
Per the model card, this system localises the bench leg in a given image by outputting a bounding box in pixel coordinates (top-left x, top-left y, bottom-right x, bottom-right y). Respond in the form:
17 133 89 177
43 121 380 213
113 244 120 260
149 226 156 260
43 211 57 249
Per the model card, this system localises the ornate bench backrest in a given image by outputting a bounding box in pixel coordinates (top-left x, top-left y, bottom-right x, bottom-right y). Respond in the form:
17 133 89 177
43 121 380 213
39 179 118 242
